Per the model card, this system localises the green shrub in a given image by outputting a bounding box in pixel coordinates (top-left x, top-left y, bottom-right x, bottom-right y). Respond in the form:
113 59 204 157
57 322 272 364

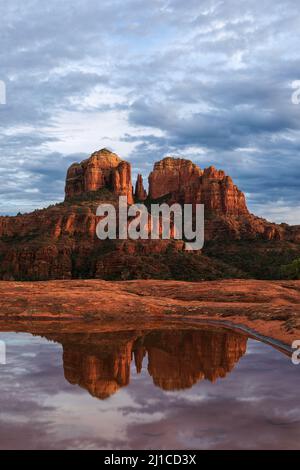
281 258 300 279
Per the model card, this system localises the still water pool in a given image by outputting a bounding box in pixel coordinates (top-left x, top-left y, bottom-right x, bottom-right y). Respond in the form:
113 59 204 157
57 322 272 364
0 326 299 450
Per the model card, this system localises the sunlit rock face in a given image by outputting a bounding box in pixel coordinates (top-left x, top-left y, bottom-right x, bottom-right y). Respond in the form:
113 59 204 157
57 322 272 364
65 148 133 204
148 156 291 242
1 149 300 281
149 157 203 200
149 157 248 217
45 328 248 399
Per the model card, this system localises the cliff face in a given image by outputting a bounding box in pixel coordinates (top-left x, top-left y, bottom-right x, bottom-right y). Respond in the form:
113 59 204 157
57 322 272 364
148 157 292 242
193 166 248 217
65 148 133 204
0 148 300 281
46 328 248 399
149 158 203 200
149 158 248 217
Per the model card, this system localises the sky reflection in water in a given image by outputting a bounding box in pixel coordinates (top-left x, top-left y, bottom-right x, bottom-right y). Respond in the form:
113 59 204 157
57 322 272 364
0 327 299 450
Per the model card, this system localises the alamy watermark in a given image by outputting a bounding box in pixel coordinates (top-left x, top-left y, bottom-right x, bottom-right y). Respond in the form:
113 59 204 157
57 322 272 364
291 80 300 105
96 196 205 251
292 340 300 365
0 80 6 105
0 341 6 365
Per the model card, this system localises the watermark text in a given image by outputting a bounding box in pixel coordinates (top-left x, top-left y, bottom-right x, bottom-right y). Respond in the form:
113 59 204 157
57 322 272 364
96 196 205 251
292 340 300 365
291 80 300 105
0 80 6 105
0 341 6 365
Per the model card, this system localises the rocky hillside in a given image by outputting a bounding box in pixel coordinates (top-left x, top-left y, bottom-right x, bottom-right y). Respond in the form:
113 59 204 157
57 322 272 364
0 148 300 281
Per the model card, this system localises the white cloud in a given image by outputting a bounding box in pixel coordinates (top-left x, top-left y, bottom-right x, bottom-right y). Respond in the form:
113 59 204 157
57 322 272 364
0 0 299 220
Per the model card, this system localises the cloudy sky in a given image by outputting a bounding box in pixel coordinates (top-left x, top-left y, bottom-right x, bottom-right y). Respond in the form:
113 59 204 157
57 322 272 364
0 0 300 223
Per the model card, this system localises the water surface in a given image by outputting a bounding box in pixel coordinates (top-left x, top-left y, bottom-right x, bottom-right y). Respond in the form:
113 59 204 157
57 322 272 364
0 326 299 450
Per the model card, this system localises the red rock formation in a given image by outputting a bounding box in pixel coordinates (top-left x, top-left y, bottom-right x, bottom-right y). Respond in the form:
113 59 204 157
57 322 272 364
112 161 134 204
0 150 300 281
65 148 133 204
149 158 248 217
134 174 147 201
194 166 248 216
149 157 202 200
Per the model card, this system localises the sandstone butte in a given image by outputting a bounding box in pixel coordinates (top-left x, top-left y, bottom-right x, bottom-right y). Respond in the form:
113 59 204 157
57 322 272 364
1 147 300 282
1 148 300 346
65 148 134 204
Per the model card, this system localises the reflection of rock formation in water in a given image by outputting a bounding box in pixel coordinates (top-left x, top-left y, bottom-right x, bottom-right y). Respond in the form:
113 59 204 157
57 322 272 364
63 343 133 399
143 330 247 390
46 328 247 399
59 333 136 400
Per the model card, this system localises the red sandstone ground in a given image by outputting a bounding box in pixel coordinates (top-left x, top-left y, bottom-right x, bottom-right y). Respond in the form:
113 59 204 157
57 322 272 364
0 279 299 346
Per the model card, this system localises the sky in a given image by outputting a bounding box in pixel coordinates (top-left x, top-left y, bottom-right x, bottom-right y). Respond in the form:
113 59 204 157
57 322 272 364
0 0 300 223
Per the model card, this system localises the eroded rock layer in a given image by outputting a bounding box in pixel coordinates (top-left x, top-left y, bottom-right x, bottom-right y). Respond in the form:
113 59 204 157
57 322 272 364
65 148 133 204
1 148 300 281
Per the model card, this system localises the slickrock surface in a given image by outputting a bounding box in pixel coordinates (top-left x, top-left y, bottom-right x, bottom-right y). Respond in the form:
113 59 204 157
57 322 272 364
0 279 299 345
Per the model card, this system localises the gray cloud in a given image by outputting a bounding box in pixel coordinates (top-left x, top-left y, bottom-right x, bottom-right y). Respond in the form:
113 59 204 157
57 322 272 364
0 0 300 222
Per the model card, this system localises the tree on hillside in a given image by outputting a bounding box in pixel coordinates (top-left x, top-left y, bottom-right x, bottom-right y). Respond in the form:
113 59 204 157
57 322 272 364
281 259 300 279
